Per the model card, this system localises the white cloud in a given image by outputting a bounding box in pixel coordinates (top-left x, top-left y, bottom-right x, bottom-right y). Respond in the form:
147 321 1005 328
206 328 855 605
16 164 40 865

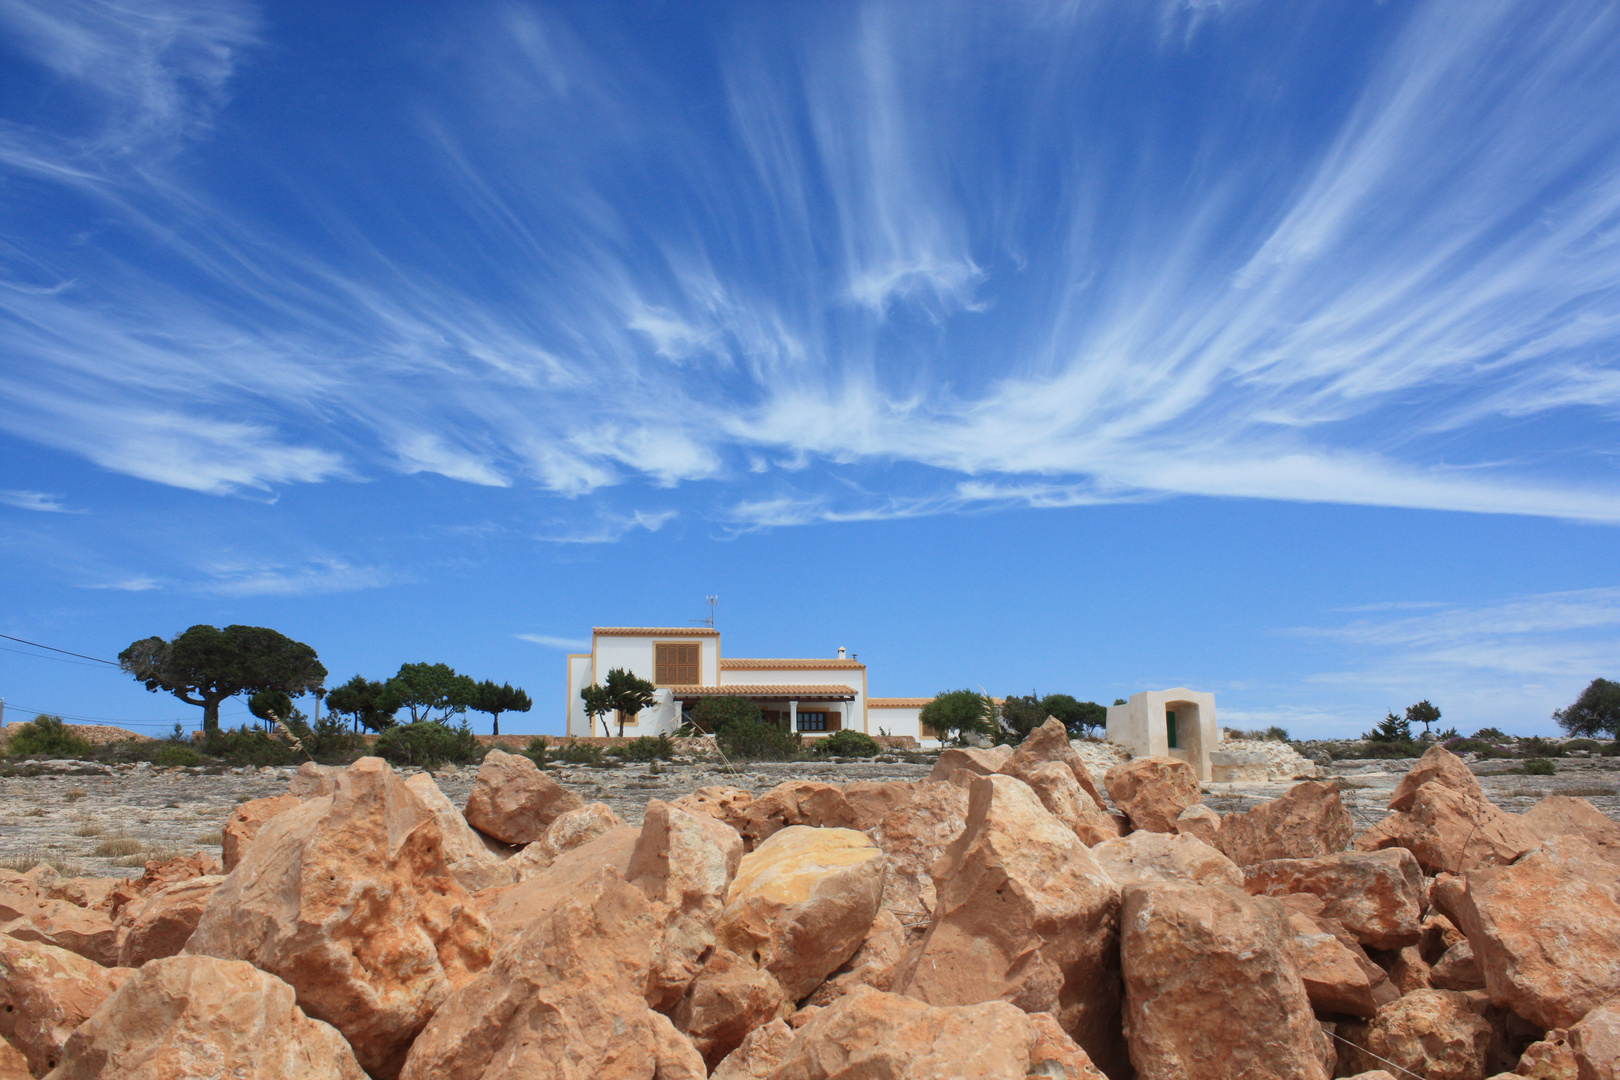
0 489 80 512
81 575 161 591
534 509 677 544
514 633 589 651
201 557 393 597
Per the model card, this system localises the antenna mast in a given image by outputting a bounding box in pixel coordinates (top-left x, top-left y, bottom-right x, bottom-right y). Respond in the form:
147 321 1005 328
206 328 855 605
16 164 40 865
691 595 718 629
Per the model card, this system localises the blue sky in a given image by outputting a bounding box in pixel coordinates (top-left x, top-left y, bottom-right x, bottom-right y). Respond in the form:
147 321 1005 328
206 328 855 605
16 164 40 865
2 0 1618 739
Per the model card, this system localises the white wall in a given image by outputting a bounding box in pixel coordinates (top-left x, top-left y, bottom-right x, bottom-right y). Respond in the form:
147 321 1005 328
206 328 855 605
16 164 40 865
1106 688 1218 780
566 654 592 736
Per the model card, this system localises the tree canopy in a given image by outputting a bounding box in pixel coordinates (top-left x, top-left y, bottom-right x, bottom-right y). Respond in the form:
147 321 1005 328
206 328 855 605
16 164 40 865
119 624 326 737
603 667 656 738
1043 695 1106 737
1405 700 1442 737
691 695 763 734
920 689 995 745
324 675 404 733
389 662 475 724
1554 678 1620 739
580 684 613 737
469 680 531 736
997 693 1046 740
1365 710 1413 744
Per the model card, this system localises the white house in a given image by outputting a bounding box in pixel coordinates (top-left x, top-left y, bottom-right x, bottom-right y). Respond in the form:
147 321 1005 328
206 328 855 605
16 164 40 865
1105 688 1217 780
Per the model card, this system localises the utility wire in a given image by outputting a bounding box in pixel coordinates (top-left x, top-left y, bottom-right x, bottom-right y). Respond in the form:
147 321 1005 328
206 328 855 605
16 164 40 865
0 645 116 669
0 633 118 666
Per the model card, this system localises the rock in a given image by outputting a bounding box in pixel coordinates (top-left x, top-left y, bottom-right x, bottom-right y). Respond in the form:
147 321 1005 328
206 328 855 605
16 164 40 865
1091 830 1243 888
1524 797 1620 863
1176 804 1221 846
863 781 969 935
1360 784 1541 874
627 799 741 1010
1013 760 1121 845
730 781 859 850
715 825 886 1000
1119 882 1327 1080
186 757 493 1079
1287 912 1391 1018
1517 1030 1578 1080
1451 835 1620 1030
474 826 639 943
117 876 223 968
1571 998 1620 1080
1337 989 1492 1080
24 871 113 912
1379 945 1434 995
46 954 364 1080
1104 756 1200 834
461 748 584 845
0 934 133 1076
0 895 119 969
1214 781 1354 866
710 1017 795 1080
999 717 1109 808
840 782 927 831
671 948 791 1069
221 794 300 873
805 908 907 1006
926 745 1013 783
401 773 513 892
0 1039 28 1080
1421 910 1468 964
1389 744 1484 812
673 785 755 831
505 801 629 882
894 773 1125 1077
287 761 342 798
765 985 1107 1080
1433 939 1487 992
102 853 220 925
1243 848 1424 950
398 866 705 1080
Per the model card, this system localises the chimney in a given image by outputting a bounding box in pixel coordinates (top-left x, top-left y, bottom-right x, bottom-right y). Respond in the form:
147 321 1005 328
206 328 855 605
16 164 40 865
837 646 846 660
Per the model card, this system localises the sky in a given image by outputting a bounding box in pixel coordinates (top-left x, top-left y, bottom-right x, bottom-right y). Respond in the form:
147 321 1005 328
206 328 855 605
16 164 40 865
1 0 1618 740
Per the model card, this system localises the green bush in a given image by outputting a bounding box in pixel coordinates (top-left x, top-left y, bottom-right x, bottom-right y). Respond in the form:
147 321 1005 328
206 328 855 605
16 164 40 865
1263 725 1290 742
814 729 880 757
1446 738 1493 755
1472 727 1509 741
690 696 762 734
5 715 94 758
204 726 299 767
554 741 606 766
373 720 481 769
1523 757 1555 776
1603 741 1620 757
1349 739 1426 759
1564 738 1602 753
149 744 202 767
614 734 676 761
716 719 799 762
521 736 550 768
1518 736 1565 758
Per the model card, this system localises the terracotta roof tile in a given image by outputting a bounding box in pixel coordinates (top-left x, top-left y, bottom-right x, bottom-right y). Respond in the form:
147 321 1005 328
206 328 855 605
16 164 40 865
719 658 866 669
592 627 720 636
665 684 858 699
868 697 933 707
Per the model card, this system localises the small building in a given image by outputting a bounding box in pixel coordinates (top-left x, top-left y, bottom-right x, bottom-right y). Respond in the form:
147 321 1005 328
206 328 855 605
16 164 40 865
1105 688 1217 781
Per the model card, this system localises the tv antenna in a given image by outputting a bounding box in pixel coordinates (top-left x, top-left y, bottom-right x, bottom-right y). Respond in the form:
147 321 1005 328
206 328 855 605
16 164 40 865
692 595 718 629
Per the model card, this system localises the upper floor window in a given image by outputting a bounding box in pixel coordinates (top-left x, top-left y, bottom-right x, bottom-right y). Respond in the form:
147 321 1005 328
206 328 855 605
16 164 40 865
655 642 700 685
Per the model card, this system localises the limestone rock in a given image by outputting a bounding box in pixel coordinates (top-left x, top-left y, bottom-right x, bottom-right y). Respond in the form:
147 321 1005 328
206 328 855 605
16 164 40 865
999 717 1109 809
628 799 741 1010
1517 1030 1578 1080
1379 945 1434 996
1389 743 1484 812
710 1018 795 1080
505 801 629 882
673 785 755 832
1288 912 1390 1018
0 934 132 1077
1360 784 1540 874
461 747 584 845
398 866 705 1080
1119 882 1327 1080
1337 989 1492 1080
1176 804 1221 846
287 761 342 798
894 773 1125 1077
1451 835 1620 1030
1422 910 1468 964
1243 848 1424 950
102 853 220 925
117 876 223 968
0 896 119 969
715 825 886 1000
766 986 1107 1080
401 773 513 892
1571 998 1620 1080
0 1039 28 1080
186 757 493 1079
1433 939 1487 992
1091 830 1243 888
863 780 969 934
1214 780 1354 867
46 954 364 1080
730 781 859 850
1104 756 1200 834
1015 760 1121 845
221 794 300 873
474 826 639 943
671 947 791 1069
804 908 907 1006
1524 797 1620 863
840 782 927 831
926 745 1013 783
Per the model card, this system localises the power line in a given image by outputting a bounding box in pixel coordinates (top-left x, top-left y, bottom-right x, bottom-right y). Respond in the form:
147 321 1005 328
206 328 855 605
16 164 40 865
0 645 116 669
0 700 253 728
0 633 118 666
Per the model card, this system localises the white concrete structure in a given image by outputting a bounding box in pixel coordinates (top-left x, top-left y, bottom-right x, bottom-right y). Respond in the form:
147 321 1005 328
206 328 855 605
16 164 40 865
1105 688 1218 781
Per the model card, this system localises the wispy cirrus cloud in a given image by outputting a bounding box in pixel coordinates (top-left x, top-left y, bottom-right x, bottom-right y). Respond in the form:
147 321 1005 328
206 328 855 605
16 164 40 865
0 489 81 512
514 633 589 651
200 557 394 597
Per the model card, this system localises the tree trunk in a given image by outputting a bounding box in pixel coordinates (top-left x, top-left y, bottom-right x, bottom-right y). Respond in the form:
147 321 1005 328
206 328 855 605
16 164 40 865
492 712 500 737
202 698 222 738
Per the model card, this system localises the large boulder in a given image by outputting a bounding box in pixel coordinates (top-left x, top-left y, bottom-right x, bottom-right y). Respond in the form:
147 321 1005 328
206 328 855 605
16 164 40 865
1336 989 1492 1080
1358 785 1540 874
1287 912 1396 1018
0 895 118 969
1571 997 1620 1080
0 1039 27 1080
1388 744 1484 812
398 867 706 1080
117 876 223 968
1104 756 1200 834
893 773 1125 1077
926 746 1013 783
710 1018 795 1080
186 757 493 1079
999 717 1109 808
1015 760 1121 845
0 934 132 1077
1214 781 1354 867
222 794 300 873
1524 797 1620 863
1091 831 1243 888
401 773 513 891
504 801 629 883
1431 939 1486 992
461 747 584 845
1450 835 1620 1030
863 780 969 935
1119 882 1327 1080
1242 848 1424 950
100 854 219 926
670 947 791 1069
715 825 886 1000
46 954 364 1080
804 908 907 1006
727 782 860 850
1175 804 1221 847
287 761 342 798
473 826 640 942
763 985 1107 1080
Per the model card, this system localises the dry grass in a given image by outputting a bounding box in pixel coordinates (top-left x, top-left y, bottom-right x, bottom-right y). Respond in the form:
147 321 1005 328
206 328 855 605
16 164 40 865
1334 779 1372 790
1503 786 1549 799
195 831 224 846
91 836 145 858
194 807 216 817
74 822 106 837
63 788 86 803
1561 784 1618 798
114 845 183 868
25 807 45 817
0 848 83 875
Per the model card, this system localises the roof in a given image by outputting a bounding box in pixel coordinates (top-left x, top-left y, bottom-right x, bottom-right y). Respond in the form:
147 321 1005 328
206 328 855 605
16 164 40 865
869 697 933 708
720 658 866 670
592 627 720 637
665 684 858 700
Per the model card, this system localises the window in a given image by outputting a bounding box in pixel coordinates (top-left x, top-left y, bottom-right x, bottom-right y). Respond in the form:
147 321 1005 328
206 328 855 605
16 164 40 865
655 642 700 685
798 712 827 732
1166 710 1178 750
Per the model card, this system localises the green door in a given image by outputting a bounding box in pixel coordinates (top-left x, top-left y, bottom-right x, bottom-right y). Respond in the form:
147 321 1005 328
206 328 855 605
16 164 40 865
1166 710 1178 749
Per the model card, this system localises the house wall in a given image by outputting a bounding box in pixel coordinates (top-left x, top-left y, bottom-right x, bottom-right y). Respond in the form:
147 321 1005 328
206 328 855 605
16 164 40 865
566 654 593 736
720 666 866 732
592 633 719 690
1105 688 1217 780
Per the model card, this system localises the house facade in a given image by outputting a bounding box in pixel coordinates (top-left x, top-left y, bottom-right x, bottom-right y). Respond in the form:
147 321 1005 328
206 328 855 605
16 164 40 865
1105 687 1217 780
565 627 939 742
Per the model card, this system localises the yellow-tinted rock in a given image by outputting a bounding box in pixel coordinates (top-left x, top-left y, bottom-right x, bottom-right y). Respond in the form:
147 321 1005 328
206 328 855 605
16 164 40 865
461 748 584 845
0 934 133 1076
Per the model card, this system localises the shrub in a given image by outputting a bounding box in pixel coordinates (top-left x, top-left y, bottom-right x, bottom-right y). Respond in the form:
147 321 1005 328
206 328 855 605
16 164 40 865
521 736 550 768
1523 757 1555 776
919 690 996 744
1350 739 1426 759
1472 727 1509 741
1518 736 1565 758
554 741 606 766
204 726 298 768
1445 738 1493 755
615 734 676 761
814 729 880 757
281 712 366 763
372 720 482 769
149 744 202 767
1564 738 1602 754
690 696 762 734
5 714 94 758
716 719 799 762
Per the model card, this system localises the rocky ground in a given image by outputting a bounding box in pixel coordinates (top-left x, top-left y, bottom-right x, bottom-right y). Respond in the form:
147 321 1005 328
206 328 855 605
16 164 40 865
2 748 1614 878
